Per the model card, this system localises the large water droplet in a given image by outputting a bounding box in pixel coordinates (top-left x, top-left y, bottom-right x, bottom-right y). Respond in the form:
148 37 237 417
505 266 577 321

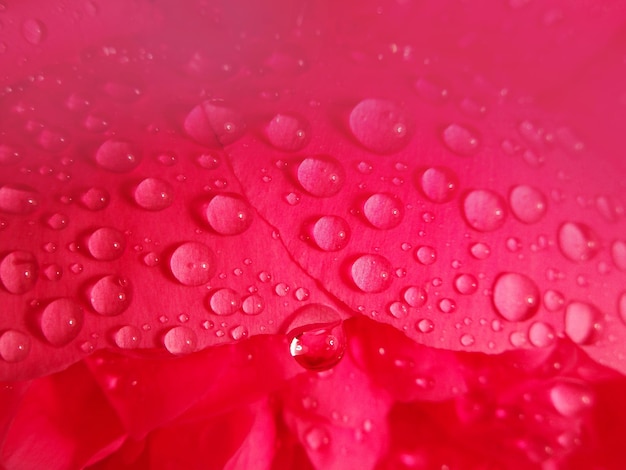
418 167 459 203
463 189 507 232
89 275 131 316
184 100 245 146
203 194 253 235
349 98 412 153
403 286 427 307
133 177 174 211
79 187 110 211
113 325 141 349
266 113 310 151
0 251 38 294
296 156 345 197
163 326 197 355
170 242 216 286
492 272 540 321
287 304 346 371
454 273 478 295
0 184 40 214
87 227 126 260
0 330 31 362
362 193 404 229
564 301 600 344
310 215 350 251
509 185 547 224
558 222 600 262
550 381 594 417
350 254 393 292
95 139 140 173
208 288 241 315
442 123 480 155
611 240 626 271
40 298 84 346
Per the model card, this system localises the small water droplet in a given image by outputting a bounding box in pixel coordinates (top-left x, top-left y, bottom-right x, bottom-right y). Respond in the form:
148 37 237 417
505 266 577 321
242 294 265 315
418 167 459 203
0 184 40 214
416 318 434 333
388 301 409 319
40 298 84 346
0 330 31 362
611 240 626 271
95 139 141 173
460 333 475 347
564 301 600 344
349 98 412 153
230 325 248 341
442 123 480 155
89 275 131 316
528 321 555 348
208 288 241 315
184 100 245 146
309 215 350 251
295 287 310 301
163 326 197 355
509 185 547 224
43 263 62 281
0 251 38 294
415 246 437 265
266 113 310 151
133 177 174 211
113 325 141 349
0 144 21 165
557 222 600 262
438 298 456 313
363 193 404 229
454 273 478 295
46 212 68 230
304 426 330 451
493 272 540 321
142 251 160 267
350 254 393 293
87 227 126 260
470 242 491 260
296 156 345 197
463 189 507 232
169 242 215 286
22 18 46 45
196 152 221 170
550 381 594 417
79 187 110 211
403 286 427 307
202 193 253 235
543 290 564 312
275 283 290 297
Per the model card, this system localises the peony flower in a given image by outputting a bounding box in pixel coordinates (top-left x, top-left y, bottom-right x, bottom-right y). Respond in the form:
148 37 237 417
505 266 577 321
0 0 625 468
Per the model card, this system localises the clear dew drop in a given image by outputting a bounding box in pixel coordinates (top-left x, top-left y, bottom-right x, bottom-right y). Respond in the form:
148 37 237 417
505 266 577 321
203 193 253 235
441 123 480 156
492 272 540 322
564 301 600 345
196 152 221 170
454 273 478 295
388 301 409 319
208 288 241 315
79 187 110 211
0 251 38 294
89 275 132 316
184 100 246 146
528 321 555 348
113 325 141 349
133 177 174 211
310 215 351 251
363 193 404 229
469 242 491 260
266 113 310 151
403 286 427 307
463 189 507 232
22 18 46 45
550 381 594 417
0 330 31 362
557 222 600 262
95 139 141 173
87 227 126 260
296 156 345 197
438 298 456 313
229 325 248 341
169 242 216 286
40 298 84 346
46 213 68 230
460 333 475 347
543 290 565 312
287 304 346 371
611 240 626 271
415 246 437 265
163 326 197 355
43 263 62 281
348 98 412 154
0 184 40 214
350 254 393 293
509 185 547 224
416 318 434 333
418 166 459 203
242 294 265 315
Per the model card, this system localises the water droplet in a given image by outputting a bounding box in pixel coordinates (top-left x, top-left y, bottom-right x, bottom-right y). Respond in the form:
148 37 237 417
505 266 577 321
363 193 404 229
266 113 310 151
350 254 393 293
43 263 62 281
418 167 459 203
304 426 330 451
528 321 555 348
618 292 626 325
454 273 478 295
163 326 197 355
0 144 21 165
295 287 310 301
95 139 141 173
557 222 600 262
208 288 241 315
296 156 345 197
414 76 449 103
416 318 434 333
550 381 594 417
0 330 30 362
543 290 564 311
0 251 38 294
493 273 539 322
87 227 126 260
169 242 215 286
203 193 253 235
40 298 84 346
22 18 46 45
388 301 409 319
79 187 110 210
275 283 290 297
184 100 246 146
310 215 350 251
509 185 547 224
470 242 491 260
287 304 346 371
242 294 265 315
442 123 480 155
133 177 174 211
403 286 427 307
460 333 475 347
89 275 131 316
0 184 40 214
611 240 626 271
415 246 437 265
463 189 507 231
438 298 456 313
349 98 412 153
564 301 600 344
46 213 68 230
196 152 221 170
113 325 141 349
